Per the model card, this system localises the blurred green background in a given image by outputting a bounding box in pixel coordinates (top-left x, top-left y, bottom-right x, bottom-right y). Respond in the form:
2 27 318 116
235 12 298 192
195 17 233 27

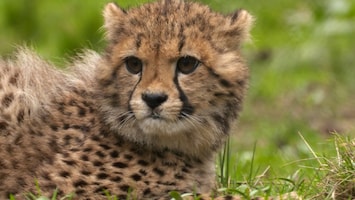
1 0 354 180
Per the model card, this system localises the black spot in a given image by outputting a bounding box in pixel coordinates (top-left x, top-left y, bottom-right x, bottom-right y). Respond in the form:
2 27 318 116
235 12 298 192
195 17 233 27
95 151 106 158
153 167 165 176
153 150 165 159
83 147 92 152
93 160 104 166
135 33 143 49
16 109 25 123
212 113 230 134
110 150 119 158
70 148 79 152
214 92 227 97
94 186 108 194
185 163 193 168
137 160 149 166
226 100 239 118
194 158 203 164
73 180 88 187
129 146 144 154
219 79 232 87
50 124 59 131
231 10 241 22
112 162 128 168
130 173 142 181
182 167 190 173
63 160 76 166
0 121 8 130
208 100 217 106
174 173 184 180
120 184 130 192
91 135 101 141
63 135 72 143
59 171 70 178
157 181 176 186
81 155 89 161
77 107 86 117
124 154 133 160
75 189 85 195
114 138 125 147
9 73 19 85
212 114 225 126
105 93 119 108
143 188 151 195
79 125 90 133
17 177 26 186
76 89 88 96
57 103 65 113
2 93 14 108
178 25 186 53
99 144 111 150
172 151 183 157
48 137 60 153
138 169 147 176
96 173 109 179
63 124 70 130
207 67 233 88
81 170 91 176
224 195 234 200
223 26 242 37
110 176 122 182
162 161 177 167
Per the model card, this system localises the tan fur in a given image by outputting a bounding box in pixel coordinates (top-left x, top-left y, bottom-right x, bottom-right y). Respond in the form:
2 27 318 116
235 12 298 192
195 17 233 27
0 1 255 199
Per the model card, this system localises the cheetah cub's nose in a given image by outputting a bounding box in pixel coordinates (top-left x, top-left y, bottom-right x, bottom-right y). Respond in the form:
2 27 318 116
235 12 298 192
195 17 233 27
141 93 168 109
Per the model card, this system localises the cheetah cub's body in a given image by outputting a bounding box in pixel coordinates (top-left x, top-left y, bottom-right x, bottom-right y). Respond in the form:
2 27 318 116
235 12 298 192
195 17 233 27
0 0 252 199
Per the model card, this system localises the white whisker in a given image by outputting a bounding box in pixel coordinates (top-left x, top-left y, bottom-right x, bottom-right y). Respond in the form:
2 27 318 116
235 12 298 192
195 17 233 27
116 111 135 129
181 112 208 132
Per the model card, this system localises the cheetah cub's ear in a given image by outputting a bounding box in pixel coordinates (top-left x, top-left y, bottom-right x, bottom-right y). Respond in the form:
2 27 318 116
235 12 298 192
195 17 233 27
103 3 126 41
220 9 254 49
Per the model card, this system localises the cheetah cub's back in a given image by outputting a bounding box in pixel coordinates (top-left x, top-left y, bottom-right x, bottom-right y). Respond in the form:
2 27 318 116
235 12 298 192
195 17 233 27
0 0 254 199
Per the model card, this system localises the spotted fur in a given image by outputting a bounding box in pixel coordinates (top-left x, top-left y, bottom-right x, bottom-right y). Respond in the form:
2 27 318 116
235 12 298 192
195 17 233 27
0 0 254 199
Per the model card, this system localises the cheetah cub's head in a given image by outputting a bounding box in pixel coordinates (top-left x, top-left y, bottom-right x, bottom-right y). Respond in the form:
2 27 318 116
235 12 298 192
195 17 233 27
97 0 253 157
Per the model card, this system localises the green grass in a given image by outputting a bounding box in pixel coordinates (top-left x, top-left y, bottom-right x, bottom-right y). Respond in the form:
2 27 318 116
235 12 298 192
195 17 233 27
1 0 354 199
212 133 354 199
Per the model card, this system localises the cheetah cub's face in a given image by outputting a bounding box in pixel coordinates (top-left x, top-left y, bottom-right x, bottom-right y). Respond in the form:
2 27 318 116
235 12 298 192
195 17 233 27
97 0 252 155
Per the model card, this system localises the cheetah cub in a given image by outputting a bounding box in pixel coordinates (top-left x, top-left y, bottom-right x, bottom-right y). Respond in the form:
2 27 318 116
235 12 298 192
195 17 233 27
0 0 253 199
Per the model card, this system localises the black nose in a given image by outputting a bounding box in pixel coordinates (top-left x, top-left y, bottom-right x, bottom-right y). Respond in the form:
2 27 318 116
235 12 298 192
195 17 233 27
142 93 168 109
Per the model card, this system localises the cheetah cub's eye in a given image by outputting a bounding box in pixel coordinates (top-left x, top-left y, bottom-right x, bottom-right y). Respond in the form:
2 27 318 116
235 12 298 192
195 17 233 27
176 56 200 74
125 56 143 74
